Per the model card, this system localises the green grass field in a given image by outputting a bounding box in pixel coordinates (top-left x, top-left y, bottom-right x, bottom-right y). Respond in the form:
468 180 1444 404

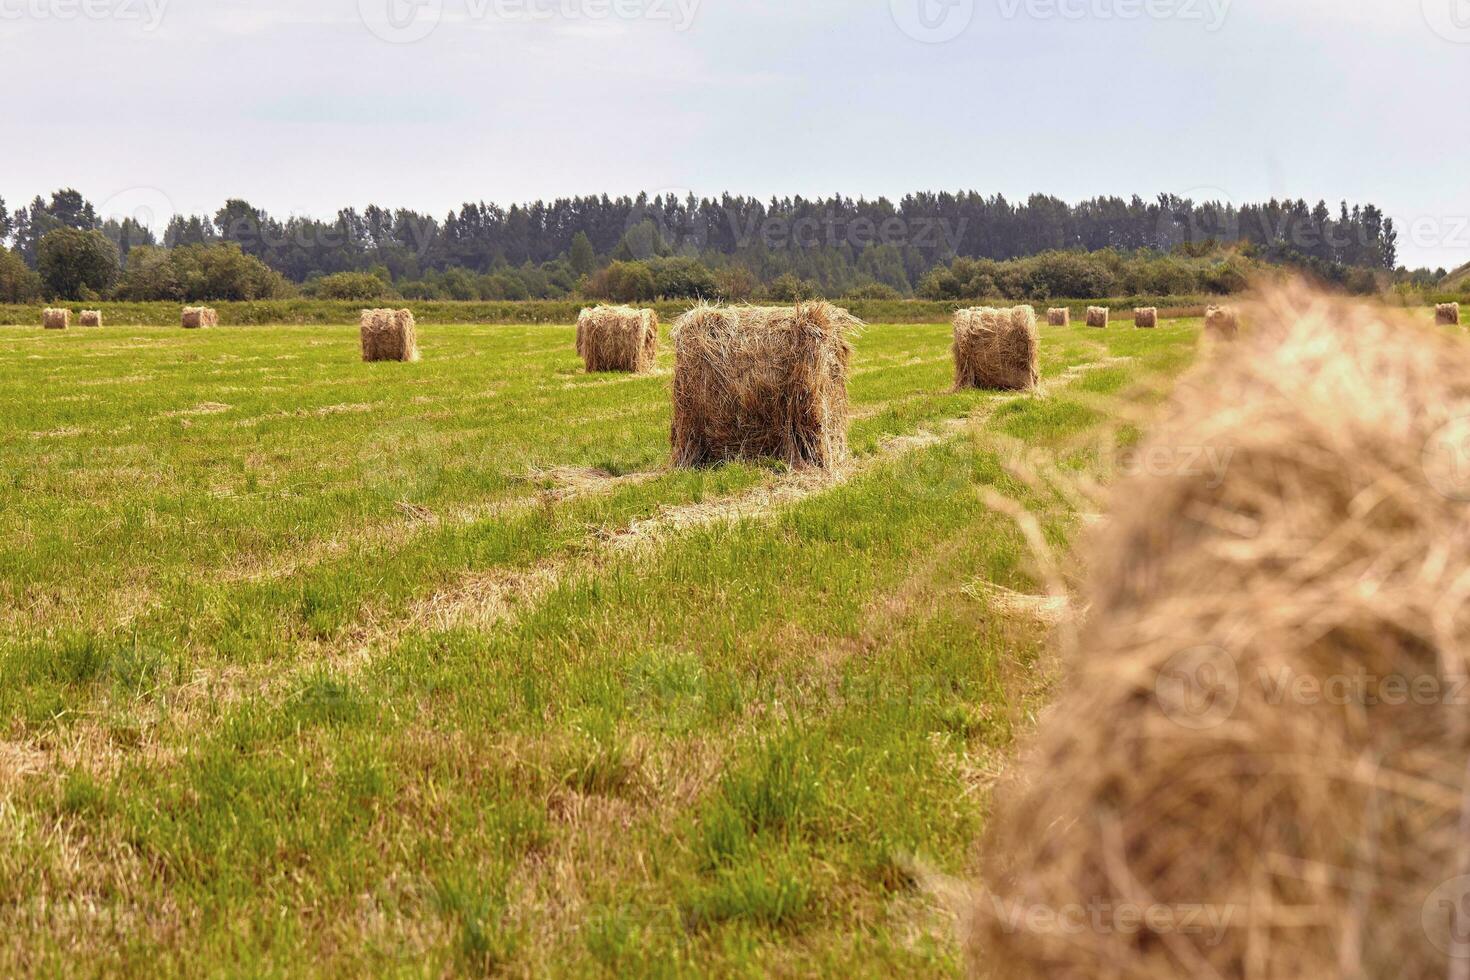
0 316 1200 976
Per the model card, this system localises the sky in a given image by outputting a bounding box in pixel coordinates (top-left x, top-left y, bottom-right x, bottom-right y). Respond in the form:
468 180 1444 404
1 0 1466 269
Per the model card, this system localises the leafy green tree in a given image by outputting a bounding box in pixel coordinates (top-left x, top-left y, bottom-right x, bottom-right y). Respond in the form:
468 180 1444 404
0 197 10 245
569 231 596 278
0 248 42 303
37 228 119 299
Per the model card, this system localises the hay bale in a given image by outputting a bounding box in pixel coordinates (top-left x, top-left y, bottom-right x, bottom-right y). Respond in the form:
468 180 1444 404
576 305 659 373
1436 302 1461 326
953 306 1040 392
1133 306 1158 329
969 285 1470 979
1204 304 1238 340
671 301 858 470
78 310 103 328
181 307 218 329
359 309 419 363
1046 308 1070 327
42 308 70 330
1085 306 1108 329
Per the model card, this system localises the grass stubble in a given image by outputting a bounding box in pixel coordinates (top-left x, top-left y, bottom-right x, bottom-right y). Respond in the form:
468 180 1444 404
0 315 1202 976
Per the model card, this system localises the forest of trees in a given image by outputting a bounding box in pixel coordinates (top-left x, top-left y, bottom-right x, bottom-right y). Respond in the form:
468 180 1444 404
0 187 1434 304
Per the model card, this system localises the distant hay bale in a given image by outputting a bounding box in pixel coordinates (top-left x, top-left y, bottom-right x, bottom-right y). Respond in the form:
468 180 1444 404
78 310 103 328
42 308 70 330
969 285 1470 979
1046 308 1070 327
359 309 419 363
1204 304 1239 340
576 305 659 373
1436 302 1461 326
671 301 858 470
181 307 218 329
1085 306 1108 329
1133 306 1158 329
953 306 1039 392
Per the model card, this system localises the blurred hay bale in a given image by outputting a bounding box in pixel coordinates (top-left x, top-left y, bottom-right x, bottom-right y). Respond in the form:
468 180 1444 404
1204 304 1239 340
1436 302 1461 326
181 307 218 329
1133 307 1158 329
1046 308 1070 327
78 310 103 327
577 305 658 373
969 284 1470 979
953 305 1039 392
42 308 70 330
671 301 859 470
1085 306 1108 329
359 309 419 363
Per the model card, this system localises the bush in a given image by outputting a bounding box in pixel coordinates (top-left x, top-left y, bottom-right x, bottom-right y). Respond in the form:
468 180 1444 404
115 243 293 302
845 281 901 301
312 271 396 301
766 273 819 302
587 261 658 303
648 257 718 300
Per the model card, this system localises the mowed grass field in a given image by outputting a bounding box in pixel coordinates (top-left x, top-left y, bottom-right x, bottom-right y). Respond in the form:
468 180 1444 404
0 315 1199 977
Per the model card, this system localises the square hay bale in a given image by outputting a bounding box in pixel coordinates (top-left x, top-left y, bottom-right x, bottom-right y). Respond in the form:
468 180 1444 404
1436 302 1461 326
1204 304 1239 340
970 284 1470 980
1046 308 1070 327
953 306 1040 392
181 307 218 329
671 302 858 470
576 305 659 373
42 308 70 330
1085 306 1109 329
1133 307 1158 329
78 310 103 328
360 309 419 363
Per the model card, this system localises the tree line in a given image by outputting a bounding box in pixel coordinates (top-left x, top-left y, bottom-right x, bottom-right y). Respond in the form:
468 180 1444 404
0 187 1430 305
